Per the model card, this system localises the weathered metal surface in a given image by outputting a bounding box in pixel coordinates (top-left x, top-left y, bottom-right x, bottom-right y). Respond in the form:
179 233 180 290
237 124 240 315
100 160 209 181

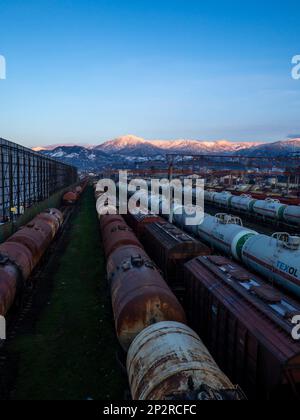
7 219 52 267
142 221 211 295
63 191 78 205
184 255 300 400
0 259 19 316
101 220 142 259
36 210 62 238
99 215 125 232
46 208 64 227
0 208 62 316
127 321 240 400
107 246 186 351
0 241 34 280
124 213 163 239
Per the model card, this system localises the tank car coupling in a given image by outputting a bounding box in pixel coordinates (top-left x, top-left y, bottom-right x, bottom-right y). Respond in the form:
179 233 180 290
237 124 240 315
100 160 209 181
166 384 246 401
0 254 9 265
0 253 24 291
131 255 144 268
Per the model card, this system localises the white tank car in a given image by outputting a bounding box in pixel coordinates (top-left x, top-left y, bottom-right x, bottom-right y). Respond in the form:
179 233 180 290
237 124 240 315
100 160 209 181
204 191 216 202
283 205 300 226
230 194 257 212
213 192 233 208
197 213 258 260
253 198 287 220
172 203 204 235
242 233 300 297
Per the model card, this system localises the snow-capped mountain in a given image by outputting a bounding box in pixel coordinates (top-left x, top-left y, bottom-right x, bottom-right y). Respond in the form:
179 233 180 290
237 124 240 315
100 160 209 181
238 138 300 157
35 136 300 171
41 146 110 171
94 135 261 156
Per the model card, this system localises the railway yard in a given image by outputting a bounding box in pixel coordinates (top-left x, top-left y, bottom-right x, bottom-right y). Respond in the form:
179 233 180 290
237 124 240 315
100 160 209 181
0 176 300 401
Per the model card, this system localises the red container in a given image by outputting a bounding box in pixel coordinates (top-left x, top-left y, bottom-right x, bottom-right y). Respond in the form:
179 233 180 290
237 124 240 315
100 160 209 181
107 245 187 350
184 255 300 400
0 242 34 281
101 219 142 259
124 213 164 239
0 260 19 316
142 221 211 297
99 215 125 232
63 191 78 205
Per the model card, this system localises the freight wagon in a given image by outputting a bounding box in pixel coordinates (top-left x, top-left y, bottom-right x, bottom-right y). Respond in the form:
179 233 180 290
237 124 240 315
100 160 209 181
0 208 64 316
142 220 211 299
203 190 300 228
127 322 245 400
184 255 300 400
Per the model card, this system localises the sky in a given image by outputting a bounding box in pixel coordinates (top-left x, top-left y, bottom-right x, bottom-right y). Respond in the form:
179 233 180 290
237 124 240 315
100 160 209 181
0 0 299 147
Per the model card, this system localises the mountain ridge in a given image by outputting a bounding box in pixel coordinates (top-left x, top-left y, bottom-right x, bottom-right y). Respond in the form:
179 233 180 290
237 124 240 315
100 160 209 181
36 135 300 171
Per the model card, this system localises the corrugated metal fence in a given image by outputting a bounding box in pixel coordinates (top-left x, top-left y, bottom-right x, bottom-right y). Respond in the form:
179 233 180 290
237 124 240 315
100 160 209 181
0 138 77 223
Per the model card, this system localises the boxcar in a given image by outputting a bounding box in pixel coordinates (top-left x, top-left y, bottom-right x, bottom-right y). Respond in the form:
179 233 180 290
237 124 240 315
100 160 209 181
184 255 300 400
142 221 211 299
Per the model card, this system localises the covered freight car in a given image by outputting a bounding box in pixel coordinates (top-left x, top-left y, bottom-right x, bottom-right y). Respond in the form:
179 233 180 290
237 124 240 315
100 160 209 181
184 255 300 400
124 212 163 240
142 221 211 298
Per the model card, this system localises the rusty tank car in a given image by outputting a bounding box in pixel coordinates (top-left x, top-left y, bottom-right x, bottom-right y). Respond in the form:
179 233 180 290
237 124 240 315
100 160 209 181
0 258 20 316
184 255 300 400
127 321 245 400
0 242 34 280
99 214 126 232
101 220 142 259
0 208 63 317
63 191 78 205
8 218 53 266
106 246 186 351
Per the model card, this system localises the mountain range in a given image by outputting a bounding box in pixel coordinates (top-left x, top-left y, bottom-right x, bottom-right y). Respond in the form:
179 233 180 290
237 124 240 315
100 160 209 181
34 135 300 171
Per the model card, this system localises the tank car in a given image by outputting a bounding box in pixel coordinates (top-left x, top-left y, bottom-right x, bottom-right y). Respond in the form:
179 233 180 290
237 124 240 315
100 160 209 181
106 246 186 351
242 233 300 297
127 322 244 400
252 198 287 220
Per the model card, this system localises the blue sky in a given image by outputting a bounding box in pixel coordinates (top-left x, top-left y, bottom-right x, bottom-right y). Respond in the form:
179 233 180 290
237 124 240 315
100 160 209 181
0 0 299 147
